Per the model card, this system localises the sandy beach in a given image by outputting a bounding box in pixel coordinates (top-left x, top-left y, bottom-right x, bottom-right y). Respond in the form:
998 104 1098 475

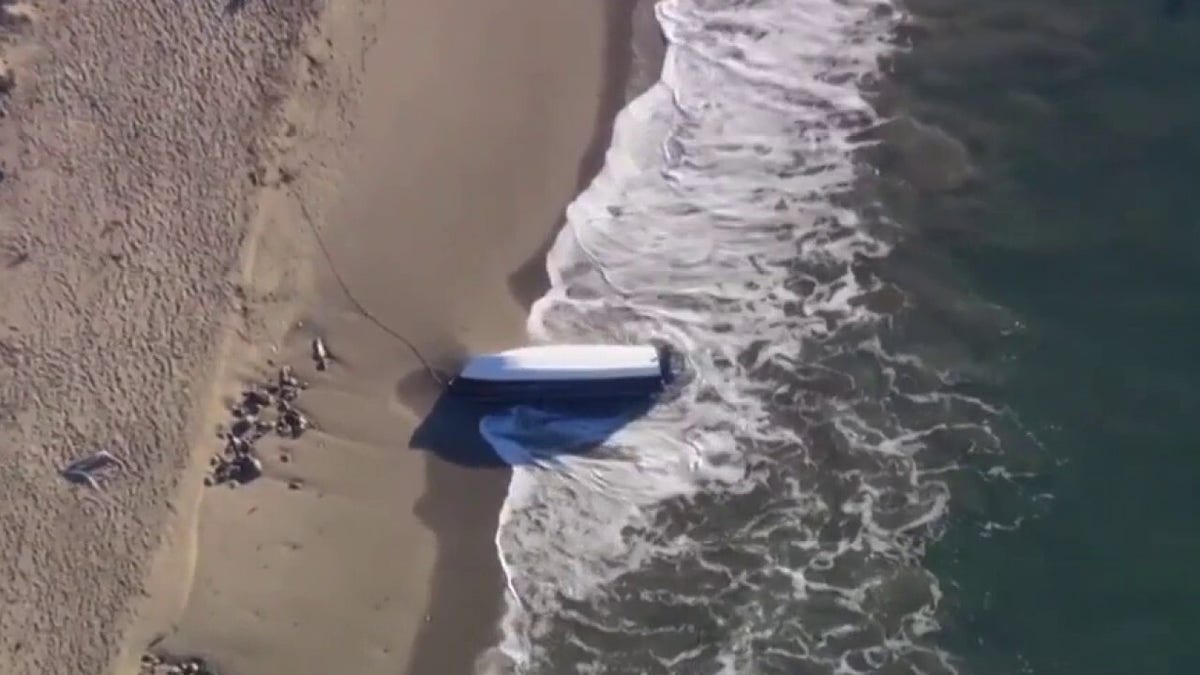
0 0 640 673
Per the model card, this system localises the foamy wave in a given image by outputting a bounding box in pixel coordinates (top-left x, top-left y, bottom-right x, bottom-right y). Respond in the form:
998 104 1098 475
479 0 1027 672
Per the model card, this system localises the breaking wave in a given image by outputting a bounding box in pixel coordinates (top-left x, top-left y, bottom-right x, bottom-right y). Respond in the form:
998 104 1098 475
480 0 1036 672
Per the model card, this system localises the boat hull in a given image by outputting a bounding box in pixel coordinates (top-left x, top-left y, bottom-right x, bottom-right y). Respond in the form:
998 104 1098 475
446 344 675 402
446 375 666 401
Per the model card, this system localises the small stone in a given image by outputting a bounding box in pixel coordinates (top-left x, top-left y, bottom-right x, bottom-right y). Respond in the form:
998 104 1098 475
230 418 254 438
287 480 302 490
233 455 263 484
226 436 250 455
281 409 309 439
312 337 329 370
279 365 298 387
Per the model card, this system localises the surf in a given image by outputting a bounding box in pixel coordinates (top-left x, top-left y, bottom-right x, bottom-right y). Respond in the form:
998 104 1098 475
478 0 1028 672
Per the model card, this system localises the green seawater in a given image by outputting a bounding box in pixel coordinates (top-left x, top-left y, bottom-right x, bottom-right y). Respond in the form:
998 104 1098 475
886 2 1200 673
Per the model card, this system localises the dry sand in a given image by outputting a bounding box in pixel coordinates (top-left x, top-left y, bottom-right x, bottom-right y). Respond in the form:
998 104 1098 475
0 0 640 673
0 1 319 674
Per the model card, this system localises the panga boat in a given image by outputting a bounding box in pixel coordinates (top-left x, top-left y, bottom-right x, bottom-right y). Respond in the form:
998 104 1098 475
447 344 674 400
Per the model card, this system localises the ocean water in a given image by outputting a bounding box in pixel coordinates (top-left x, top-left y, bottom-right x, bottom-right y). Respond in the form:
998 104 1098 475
480 0 1200 673
889 1 1200 673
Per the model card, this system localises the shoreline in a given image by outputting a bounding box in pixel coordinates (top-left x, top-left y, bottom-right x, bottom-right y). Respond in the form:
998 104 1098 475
506 0 644 311
415 1 668 671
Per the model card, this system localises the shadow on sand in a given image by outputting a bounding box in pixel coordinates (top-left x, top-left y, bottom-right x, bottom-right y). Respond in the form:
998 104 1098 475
410 388 654 468
402 370 654 675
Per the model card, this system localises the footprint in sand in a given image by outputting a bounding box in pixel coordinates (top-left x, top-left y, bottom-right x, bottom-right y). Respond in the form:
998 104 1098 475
0 2 36 105
0 2 37 29
0 57 14 95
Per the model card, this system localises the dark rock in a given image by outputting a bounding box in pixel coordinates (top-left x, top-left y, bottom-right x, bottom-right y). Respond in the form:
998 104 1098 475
232 455 263 484
230 418 254 439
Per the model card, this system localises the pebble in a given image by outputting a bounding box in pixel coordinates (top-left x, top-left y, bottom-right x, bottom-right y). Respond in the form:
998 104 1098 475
233 455 263 483
230 418 254 438
312 337 330 371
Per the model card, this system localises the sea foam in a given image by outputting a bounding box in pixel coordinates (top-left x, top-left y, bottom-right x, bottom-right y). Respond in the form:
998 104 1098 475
478 0 1019 672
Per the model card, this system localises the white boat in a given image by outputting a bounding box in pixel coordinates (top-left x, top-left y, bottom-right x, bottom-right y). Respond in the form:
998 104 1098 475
447 344 673 400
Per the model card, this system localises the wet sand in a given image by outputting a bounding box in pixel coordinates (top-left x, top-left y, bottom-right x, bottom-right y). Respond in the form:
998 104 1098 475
0 0 640 673
128 1 639 674
411 4 653 673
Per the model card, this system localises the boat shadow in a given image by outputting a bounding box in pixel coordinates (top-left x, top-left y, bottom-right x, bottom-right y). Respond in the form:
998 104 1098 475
408 382 655 468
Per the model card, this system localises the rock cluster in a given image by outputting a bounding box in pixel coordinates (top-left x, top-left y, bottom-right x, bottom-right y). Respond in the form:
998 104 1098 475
207 365 310 487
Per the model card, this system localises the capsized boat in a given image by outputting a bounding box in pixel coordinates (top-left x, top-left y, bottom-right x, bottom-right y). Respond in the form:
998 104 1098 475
447 344 674 400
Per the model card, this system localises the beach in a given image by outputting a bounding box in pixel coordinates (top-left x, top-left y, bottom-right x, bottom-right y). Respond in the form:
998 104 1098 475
0 0 639 673
7 0 1192 673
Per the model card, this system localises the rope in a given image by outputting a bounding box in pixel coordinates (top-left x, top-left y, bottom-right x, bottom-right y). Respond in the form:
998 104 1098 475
289 187 451 387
